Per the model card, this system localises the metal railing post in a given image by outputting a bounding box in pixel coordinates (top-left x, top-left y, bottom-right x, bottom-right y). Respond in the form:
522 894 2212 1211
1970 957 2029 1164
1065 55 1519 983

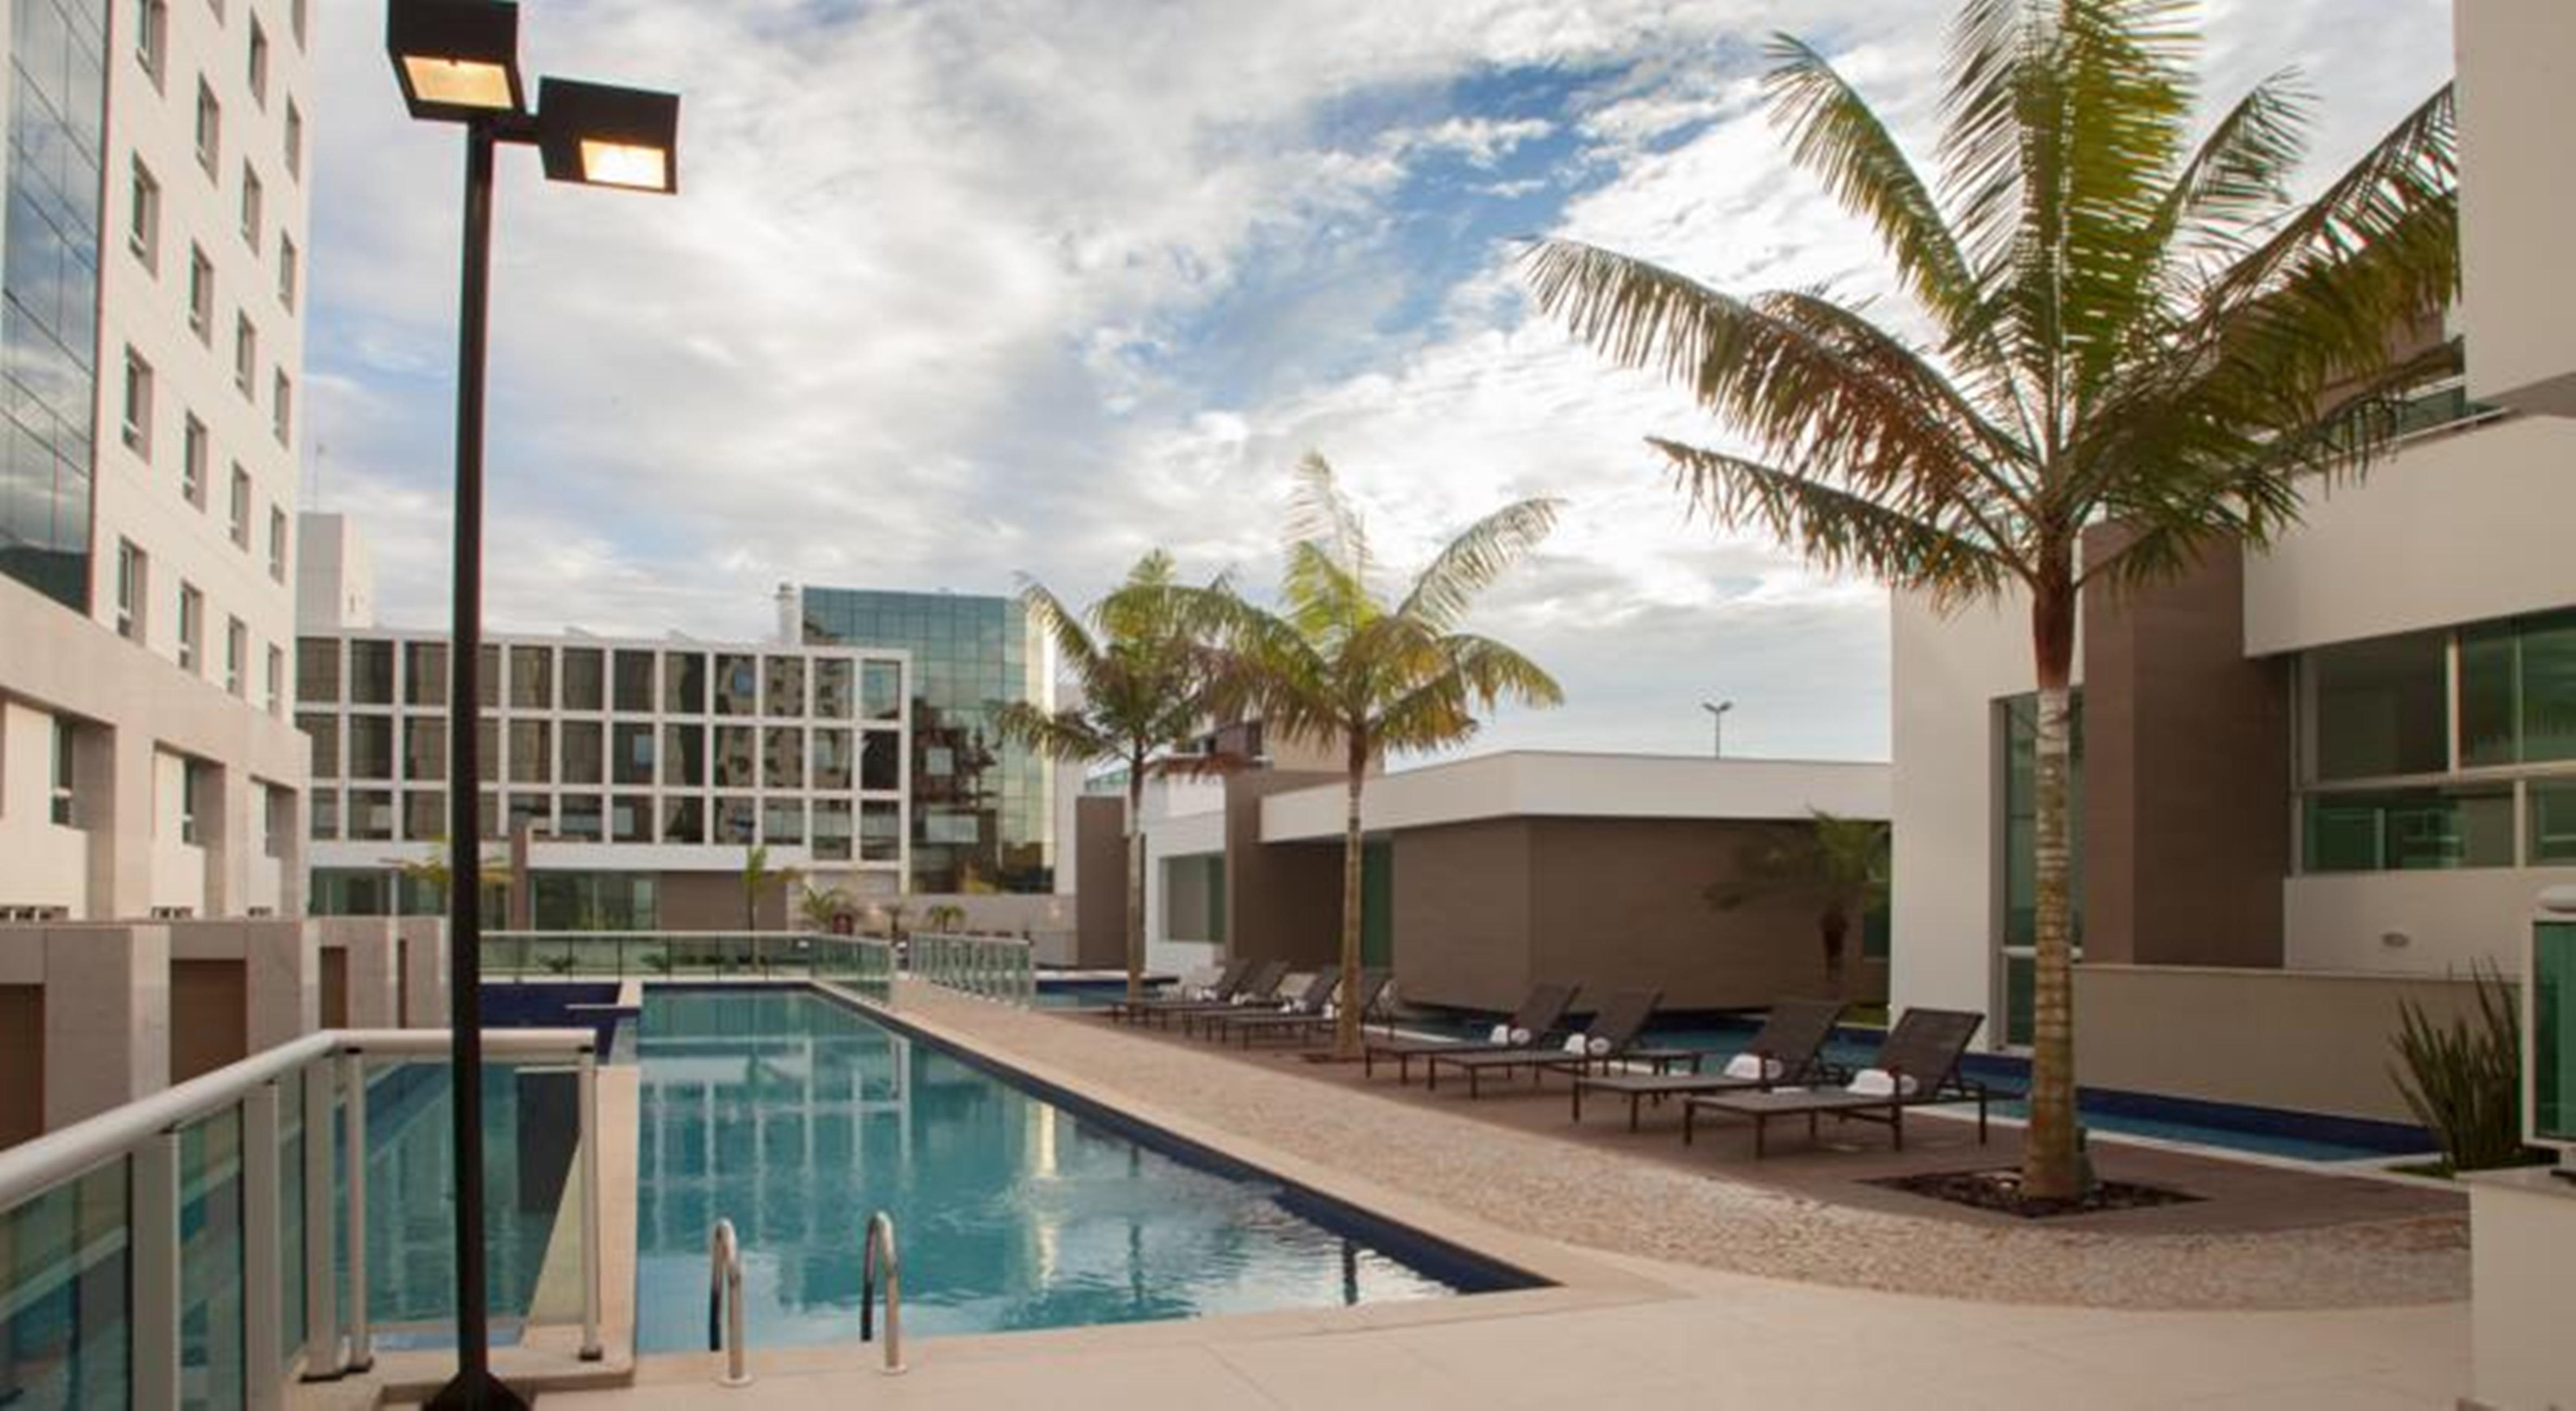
299 1054 339 1379
132 1130 181 1410
578 1047 603 1361
340 1050 372 1372
243 1084 284 1411
860 1210 905 1375
707 1218 750 1387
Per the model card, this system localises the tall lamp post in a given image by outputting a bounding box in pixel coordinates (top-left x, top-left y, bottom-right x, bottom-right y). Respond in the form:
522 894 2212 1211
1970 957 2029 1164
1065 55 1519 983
1701 699 1733 758
384 4 678 1406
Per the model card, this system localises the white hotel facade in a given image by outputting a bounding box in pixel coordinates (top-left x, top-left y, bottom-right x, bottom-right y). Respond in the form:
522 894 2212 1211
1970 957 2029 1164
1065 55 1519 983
0 0 314 921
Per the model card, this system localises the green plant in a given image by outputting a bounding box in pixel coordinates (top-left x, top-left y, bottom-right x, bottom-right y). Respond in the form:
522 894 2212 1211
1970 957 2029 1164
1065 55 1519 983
1525 4 2456 1197
741 843 804 932
2390 963 2537 1175
994 550 1236 1002
1708 810 1889 995
540 953 575 977
1181 454 1561 1059
921 902 967 933
798 882 851 934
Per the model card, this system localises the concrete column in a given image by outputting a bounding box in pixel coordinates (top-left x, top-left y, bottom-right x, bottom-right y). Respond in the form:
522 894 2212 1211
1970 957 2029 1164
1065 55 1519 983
42 923 170 1126
199 761 242 917
75 723 151 920
270 784 307 917
396 916 448 1027
241 919 316 1052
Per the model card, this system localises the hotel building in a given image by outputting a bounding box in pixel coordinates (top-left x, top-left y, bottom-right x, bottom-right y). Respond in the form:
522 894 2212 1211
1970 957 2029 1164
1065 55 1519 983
0 0 315 920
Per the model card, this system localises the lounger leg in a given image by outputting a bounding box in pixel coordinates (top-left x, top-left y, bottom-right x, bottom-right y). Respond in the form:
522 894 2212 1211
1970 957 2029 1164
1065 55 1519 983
1571 1082 1583 1123
1628 1094 1642 1134
1683 1102 1695 1146
1893 1106 1904 1151
1754 1113 1767 1159
1978 1095 1989 1145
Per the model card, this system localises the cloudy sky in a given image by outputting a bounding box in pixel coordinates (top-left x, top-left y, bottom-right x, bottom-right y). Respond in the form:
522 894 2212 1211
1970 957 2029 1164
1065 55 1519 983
306 0 2454 763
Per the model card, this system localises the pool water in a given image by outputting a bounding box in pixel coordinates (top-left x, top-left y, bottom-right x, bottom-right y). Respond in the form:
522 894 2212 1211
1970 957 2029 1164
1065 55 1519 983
632 990 1494 1351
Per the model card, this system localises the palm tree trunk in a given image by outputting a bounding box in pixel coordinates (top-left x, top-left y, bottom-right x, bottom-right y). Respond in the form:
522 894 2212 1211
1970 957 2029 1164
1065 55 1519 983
1819 907 1848 998
1334 764 1366 1060
2022 586 2085 1201
1125 767 1146 1002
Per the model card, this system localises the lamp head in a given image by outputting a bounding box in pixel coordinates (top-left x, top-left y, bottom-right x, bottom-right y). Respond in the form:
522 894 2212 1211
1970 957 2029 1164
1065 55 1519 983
537 78 682 194
387 0 526 122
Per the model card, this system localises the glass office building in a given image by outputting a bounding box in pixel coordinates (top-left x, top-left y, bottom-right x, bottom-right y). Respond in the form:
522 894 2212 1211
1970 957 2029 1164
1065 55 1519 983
0 0 109 608
800 587 1054 893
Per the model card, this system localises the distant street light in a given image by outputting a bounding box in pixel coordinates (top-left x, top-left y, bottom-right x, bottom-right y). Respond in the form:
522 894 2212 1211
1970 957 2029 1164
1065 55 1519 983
385 3 678 1406
1701 699 1733 758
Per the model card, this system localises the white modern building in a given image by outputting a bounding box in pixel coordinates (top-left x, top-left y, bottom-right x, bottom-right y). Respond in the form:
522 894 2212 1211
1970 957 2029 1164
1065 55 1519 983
0 0 314 921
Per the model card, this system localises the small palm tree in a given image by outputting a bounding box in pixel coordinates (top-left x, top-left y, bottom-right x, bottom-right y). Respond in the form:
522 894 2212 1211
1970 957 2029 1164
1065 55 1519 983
798 882 851 934
1191 454 1563 1059
384 842 509 916
741 843 803 932
1707 810 1890 996
1526 1 2456 1198
994 550 1234 1001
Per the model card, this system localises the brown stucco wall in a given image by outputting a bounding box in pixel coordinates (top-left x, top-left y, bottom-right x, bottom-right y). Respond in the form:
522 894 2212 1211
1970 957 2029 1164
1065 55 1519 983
1225 771 1344 969
1074 795 1129 969
0 985 41 1149
170 958 249 1083
2082 529 2291 968
320 945 349 1028
2076 964 2480 1123
656 873 786 931
1387 815 1879 1014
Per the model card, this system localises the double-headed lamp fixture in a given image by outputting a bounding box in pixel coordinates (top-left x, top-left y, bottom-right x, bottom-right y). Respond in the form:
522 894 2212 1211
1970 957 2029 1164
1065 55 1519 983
387 0 680 193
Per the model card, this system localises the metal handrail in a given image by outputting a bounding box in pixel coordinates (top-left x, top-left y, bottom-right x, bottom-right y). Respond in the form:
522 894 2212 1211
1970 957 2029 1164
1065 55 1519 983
860 1210 906 1375
707 1218 751 1388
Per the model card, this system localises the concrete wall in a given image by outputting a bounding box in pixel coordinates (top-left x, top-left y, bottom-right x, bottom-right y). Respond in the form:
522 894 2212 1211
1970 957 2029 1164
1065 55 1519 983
0 698 88 914
0 985 41 1149
2285 869 2576 976
1073 795 1127 969
169 958 248 1083
2074 963 2496 1123
2081 531 2290 968
1387 818 1537 1012
1224 771 1344 969
0 925 174 1133
658 872 782 931
2458 0 2576 416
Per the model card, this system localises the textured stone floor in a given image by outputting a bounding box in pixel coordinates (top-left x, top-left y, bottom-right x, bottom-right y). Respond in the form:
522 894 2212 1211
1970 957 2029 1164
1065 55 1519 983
894 983 2467 1310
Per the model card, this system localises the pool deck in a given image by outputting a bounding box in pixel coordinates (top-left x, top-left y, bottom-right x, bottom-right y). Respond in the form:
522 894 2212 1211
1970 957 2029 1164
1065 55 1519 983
528 979 2470 1408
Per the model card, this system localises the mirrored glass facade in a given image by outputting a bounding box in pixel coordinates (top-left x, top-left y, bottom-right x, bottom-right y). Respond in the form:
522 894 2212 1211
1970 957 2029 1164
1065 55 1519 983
801 588 1053 892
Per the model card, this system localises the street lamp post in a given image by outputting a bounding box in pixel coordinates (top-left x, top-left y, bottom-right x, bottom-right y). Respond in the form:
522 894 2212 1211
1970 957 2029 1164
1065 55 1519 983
384 4 678 1406
1701 699 1733 758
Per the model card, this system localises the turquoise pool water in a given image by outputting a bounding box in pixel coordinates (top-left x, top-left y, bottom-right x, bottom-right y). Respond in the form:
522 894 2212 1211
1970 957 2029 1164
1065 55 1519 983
632 989 1495 1351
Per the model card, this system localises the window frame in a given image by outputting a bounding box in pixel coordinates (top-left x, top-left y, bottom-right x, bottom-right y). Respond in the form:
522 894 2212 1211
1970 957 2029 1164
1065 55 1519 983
129 157 160 268
122 349 154 456
195 78 222 176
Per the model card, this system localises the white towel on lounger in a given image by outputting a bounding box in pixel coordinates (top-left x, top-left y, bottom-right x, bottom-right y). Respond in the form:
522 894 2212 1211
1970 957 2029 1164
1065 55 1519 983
1724 1053 1784 1082
1845 1068 1918 1098
1489 1023 1514 1044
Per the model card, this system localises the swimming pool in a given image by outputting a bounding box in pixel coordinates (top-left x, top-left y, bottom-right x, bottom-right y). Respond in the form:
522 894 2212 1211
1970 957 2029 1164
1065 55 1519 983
632 989 1523 1351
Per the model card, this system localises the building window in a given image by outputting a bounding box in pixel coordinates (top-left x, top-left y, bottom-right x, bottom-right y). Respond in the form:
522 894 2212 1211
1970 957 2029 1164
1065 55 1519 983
2309 631 2448 782
662 652 705 713
348 638 394 705
277 234 298 311
129 158 160 266
612 651 654 711
239 163 262 245
402 790 444 841
558 795 603 841
273 372 292 444
284 102 303 180
296 637 339 702
661 796 704 844
813 799 853 860
347 716 393 780
766 657 806 716
715 654 758 715
714 725 755 788
664 724 706 786
116 541 147 640
50 719 76 826
611 795 652 843
860 800 902 861
180 761 205 846
122 349 153 455
508 720 552 784
195 79 221 175
2534 783 2576 867
404 641 447 706
177 582 202 672
266 644 284 715
267 507 288 581
613 723 654 785
234 315 257 394
2304 787 2515 873
227 466 250 546
562 647 604 710
136 0 168 82
403 716 444 781
764 726 805 789
224 616 246 695
508 645 553 708
763 798 805 846
560 720 603 784
298 712 337 780
246 18 268 105
309 791 339 841
176 414 205 505
348 789 394 842
187 244 214 340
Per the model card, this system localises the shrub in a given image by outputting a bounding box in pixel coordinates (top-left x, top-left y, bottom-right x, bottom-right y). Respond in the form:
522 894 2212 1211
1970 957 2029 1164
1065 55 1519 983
2389 962 2541 1174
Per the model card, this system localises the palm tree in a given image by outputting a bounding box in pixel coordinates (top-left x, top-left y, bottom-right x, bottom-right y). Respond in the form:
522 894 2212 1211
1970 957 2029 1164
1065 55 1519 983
1191 454 1563 1060
992 550 1231 1001
1707 810 1890 997
384 842 509 916
1524 1 2456 1198
798 882 851 934
740 843 802 932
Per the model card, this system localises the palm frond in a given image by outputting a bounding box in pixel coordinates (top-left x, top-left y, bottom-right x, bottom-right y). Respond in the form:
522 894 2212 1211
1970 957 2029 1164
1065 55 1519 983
1017 577 1099 677
1652 437 2015 603
2145 71 2312 272
1397 496 1560 633
990 701 1113 765
2051 0 2198 399
1285 452 1370 585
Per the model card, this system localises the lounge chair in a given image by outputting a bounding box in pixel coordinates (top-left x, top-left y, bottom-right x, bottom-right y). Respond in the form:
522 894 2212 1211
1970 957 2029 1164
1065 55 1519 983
1361 982 1580 1083
1186 965 1338 1038
1570 997 1848 1129
1682 1008 1990 1156
1129 961 1292 1030
1210 969 1392 1048
1425 988 1664 1098
1102 957 1253 1023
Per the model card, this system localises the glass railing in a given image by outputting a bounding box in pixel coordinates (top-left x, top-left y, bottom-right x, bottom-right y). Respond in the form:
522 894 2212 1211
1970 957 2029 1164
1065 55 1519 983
0 1028 600 1408
910 933 1036 1005
480 931 895 997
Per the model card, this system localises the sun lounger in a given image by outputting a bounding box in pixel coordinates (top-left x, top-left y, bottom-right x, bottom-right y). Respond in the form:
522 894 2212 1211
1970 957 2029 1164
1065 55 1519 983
1127 961 1292 1030
1571 997 1848 1129
1210 969 1392 1047
1187 965 1338 1038
1682 1008 1990 1156
1426 989 1663 1098
1360 982 1580 1082
1102 957 1253 1023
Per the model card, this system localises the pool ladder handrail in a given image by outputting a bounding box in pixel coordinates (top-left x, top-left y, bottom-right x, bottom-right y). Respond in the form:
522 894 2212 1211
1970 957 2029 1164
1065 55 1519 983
860 1209 907 1375
707 1218 751 1388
